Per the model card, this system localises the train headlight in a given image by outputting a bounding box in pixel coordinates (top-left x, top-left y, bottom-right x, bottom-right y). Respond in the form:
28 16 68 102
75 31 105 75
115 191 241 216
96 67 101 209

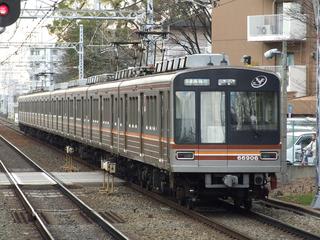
260 152 278 161
176 151 195 160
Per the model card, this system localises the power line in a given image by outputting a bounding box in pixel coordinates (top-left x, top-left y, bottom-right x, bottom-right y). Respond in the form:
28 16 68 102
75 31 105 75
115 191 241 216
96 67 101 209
1 0 65 65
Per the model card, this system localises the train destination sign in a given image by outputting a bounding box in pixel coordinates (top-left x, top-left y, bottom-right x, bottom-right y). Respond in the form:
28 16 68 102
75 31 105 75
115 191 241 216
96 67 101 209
184 78 210 86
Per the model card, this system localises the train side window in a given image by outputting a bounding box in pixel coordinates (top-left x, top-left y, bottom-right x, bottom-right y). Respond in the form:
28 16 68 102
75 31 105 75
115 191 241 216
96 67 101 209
93 98 98 122
69 99 74 118
120 97 123 127
106 98 110 125
135 97 138 128
145 96 157 131
58 100 61 116
64 99 68 116
153 96 157 131
102 98 105 123
128 97 131 128
55 100 57 116
114 97 118 127
76 99 81 119
145 96 149 130
175 91 196 144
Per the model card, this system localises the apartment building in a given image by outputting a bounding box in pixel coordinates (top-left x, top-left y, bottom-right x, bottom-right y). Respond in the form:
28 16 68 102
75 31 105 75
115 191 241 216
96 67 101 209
28 48 64 91
212 0 316 115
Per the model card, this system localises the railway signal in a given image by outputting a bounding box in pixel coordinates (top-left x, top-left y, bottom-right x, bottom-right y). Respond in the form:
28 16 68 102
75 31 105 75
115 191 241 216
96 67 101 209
0 0 21 27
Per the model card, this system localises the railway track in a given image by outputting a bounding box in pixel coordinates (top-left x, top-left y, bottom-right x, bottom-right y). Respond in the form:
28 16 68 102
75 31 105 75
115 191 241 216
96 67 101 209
0 118 98 171
129 181 320 240
259 198 320 218
128 183 253 240
2 118 319 239
0 135 130 240
219 201 320 240
245 210 320 240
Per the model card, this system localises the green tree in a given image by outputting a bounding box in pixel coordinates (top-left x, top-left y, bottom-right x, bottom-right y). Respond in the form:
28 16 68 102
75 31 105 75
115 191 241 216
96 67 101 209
48 0 219 81
48 0 140 80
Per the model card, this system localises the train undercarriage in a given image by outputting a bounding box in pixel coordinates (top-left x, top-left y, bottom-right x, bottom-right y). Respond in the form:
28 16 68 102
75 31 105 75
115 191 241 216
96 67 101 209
20 124 275 210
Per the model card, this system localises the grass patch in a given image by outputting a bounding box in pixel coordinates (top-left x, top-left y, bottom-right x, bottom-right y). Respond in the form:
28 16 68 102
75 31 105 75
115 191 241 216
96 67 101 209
277 193 315 206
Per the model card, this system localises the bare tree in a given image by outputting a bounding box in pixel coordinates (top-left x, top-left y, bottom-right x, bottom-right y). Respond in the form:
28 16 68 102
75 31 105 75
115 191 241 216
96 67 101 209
285 0 316 30
159 0 219 54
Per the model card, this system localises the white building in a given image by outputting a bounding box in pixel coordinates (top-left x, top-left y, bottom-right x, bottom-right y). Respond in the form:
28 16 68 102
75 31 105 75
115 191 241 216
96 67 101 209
28 48 64 91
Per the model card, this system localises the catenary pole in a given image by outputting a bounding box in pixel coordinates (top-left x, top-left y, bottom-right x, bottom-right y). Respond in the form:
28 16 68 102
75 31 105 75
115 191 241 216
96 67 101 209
312 0 320 208
281 41 288 185
79 24 84 80
146 0 154 65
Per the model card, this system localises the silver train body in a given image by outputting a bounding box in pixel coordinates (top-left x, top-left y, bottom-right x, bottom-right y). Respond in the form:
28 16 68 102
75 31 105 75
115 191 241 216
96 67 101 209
18 66 281 207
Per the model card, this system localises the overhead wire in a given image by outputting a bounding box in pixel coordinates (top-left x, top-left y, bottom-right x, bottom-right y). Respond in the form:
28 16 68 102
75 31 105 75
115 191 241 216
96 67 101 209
1 0 67 65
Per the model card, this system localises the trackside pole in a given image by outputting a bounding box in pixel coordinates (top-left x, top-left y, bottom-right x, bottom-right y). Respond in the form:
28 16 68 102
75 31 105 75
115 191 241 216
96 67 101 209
312 0 320 209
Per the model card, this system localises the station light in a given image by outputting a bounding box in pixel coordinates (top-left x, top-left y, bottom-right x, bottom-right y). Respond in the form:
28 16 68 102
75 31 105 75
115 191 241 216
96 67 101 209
0 0 21 27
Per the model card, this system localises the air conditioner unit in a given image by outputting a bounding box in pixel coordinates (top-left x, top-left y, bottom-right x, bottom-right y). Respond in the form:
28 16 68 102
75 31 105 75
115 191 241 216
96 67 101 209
260 25 272 35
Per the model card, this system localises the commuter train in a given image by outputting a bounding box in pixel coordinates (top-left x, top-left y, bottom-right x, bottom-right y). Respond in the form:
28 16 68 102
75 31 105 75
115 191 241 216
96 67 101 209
18 54 281 208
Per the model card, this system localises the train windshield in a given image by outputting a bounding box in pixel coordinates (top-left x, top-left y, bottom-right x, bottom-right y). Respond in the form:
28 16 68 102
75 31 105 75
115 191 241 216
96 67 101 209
230 92 278 131
200 92 225 143
175 91 196 143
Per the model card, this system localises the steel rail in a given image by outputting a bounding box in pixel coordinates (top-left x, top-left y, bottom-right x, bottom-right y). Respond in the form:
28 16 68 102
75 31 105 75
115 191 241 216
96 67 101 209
128 183 252 240
262 198 320 218
0 160 54 240
0 118 99 171
246 210 320 240
220 201 320 240
0 135 130 240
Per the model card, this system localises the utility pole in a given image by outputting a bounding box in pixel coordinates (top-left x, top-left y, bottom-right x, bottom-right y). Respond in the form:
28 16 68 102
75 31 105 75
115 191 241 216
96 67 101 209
312 0 320 209
79 24 84 80
146 0 155 65
281 41 288 185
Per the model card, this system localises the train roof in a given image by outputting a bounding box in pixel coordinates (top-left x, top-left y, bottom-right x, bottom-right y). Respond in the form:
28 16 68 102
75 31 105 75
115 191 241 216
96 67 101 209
19 65 280 100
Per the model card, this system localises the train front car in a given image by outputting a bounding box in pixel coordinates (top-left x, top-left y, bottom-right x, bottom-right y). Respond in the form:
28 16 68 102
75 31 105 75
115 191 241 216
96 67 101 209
171 67 280 208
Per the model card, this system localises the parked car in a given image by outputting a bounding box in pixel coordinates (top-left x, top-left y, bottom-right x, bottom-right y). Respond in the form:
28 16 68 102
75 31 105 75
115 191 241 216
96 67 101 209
286 131 316 165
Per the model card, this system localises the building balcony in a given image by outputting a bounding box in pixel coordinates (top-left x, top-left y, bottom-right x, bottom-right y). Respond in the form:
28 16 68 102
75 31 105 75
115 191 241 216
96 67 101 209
256 65 306 97
247 14 306 42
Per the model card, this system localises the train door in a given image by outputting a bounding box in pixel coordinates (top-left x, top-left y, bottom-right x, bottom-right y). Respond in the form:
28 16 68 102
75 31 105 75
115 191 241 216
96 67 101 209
75 97 80 137
159 91 164 165
115 96 119 153
49 98 54 130
99 95 102 143
90 96 93 140
65 98 68 133
59 98 63 131
67 97 70 134
197 91 227 168
81 97 84 138
139 93 144 157
118 94 125 152
83 97 88 140
54 99 57 130
73 97 76 135
110 95 114 149
124 94 128 152
60 98 62 131
164 91 170 164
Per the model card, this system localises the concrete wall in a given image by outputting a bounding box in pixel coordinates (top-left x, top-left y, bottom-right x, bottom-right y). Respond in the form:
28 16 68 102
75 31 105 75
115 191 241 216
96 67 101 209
286 165 316 182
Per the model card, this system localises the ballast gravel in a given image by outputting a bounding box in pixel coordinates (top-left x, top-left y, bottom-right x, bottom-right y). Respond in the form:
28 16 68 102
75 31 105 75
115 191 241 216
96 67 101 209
252 202 320 236
72 184 230 240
